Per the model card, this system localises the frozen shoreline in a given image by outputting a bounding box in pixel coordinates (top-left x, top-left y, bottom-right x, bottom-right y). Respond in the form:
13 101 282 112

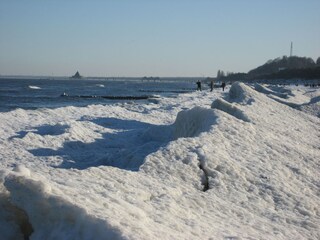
0 83 319 239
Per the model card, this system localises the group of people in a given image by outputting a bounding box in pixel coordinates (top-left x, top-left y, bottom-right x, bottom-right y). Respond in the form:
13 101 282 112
196 80 226 91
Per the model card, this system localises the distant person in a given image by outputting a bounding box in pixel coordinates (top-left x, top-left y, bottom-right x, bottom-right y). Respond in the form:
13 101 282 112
210 80 214 92
196 80 202 91
221 82 226 91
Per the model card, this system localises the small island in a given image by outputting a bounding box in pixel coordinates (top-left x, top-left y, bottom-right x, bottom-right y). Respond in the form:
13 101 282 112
71 71 82 79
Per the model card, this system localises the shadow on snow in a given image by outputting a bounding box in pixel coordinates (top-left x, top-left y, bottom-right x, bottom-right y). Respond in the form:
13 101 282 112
29 118 173 171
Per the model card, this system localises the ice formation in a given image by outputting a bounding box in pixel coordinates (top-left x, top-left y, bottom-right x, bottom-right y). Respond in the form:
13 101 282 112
0 82 319 239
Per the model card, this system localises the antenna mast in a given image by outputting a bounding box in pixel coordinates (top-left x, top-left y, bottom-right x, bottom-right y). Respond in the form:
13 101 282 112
290 42 293 57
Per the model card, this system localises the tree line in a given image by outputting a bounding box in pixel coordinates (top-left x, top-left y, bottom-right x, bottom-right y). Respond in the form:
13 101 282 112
216 56 320 81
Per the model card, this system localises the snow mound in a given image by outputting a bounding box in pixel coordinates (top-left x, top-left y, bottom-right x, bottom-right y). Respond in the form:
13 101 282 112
267 95 301 108
173 107 218 139
228 82 256 104
211 98 250 122
300 95 320 117
256 85 319 115
1 82 319 239
1 167 125 240
254 84 288 98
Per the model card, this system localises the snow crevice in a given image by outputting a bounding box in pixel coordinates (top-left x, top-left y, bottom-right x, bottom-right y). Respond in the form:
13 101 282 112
198 161 209 192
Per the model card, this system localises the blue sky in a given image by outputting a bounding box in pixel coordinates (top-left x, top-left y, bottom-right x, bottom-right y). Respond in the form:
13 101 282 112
0 0 319 77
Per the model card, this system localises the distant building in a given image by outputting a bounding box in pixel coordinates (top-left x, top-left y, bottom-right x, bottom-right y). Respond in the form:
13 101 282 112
71 71 82 79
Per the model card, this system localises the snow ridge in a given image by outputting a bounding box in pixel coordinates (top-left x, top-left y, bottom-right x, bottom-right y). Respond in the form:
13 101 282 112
1 167 125 240
211 98 250 122
0 82 319 239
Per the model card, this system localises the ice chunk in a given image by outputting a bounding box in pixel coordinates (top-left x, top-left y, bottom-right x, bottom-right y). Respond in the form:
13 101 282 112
211 98 250 122
254 83 288 98
4 171 124 240
28 86 41 90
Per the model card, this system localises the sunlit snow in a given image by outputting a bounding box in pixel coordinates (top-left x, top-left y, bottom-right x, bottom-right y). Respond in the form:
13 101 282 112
0 82 319 239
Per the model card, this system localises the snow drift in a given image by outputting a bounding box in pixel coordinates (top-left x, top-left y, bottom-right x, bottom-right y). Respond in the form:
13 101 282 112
0 82 319 239
1 167 124 240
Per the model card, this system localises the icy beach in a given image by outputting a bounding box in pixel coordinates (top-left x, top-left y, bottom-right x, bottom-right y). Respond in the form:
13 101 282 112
0 82 319 239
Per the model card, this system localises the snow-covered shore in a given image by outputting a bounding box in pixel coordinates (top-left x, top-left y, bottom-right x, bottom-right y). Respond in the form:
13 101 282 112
0 83 319 239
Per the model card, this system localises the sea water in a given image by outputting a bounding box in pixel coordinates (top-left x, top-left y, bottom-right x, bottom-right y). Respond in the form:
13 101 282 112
0 77 197 112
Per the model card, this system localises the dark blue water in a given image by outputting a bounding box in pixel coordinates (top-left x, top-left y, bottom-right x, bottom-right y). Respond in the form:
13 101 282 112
0 78 196 112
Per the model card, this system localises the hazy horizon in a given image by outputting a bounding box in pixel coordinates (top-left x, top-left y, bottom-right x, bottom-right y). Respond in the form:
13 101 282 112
1 0 319 77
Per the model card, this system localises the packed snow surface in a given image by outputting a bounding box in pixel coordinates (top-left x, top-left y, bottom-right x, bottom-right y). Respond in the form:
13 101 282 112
0 82 319 239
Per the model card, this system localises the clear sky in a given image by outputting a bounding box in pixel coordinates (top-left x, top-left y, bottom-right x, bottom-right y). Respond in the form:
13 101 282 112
0 0 319 77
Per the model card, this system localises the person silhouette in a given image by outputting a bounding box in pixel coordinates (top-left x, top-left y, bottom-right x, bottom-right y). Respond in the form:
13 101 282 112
196 80 202 91
221 82 226 91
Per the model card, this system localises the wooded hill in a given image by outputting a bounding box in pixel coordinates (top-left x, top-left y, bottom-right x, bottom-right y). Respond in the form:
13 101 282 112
220 56 320 81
